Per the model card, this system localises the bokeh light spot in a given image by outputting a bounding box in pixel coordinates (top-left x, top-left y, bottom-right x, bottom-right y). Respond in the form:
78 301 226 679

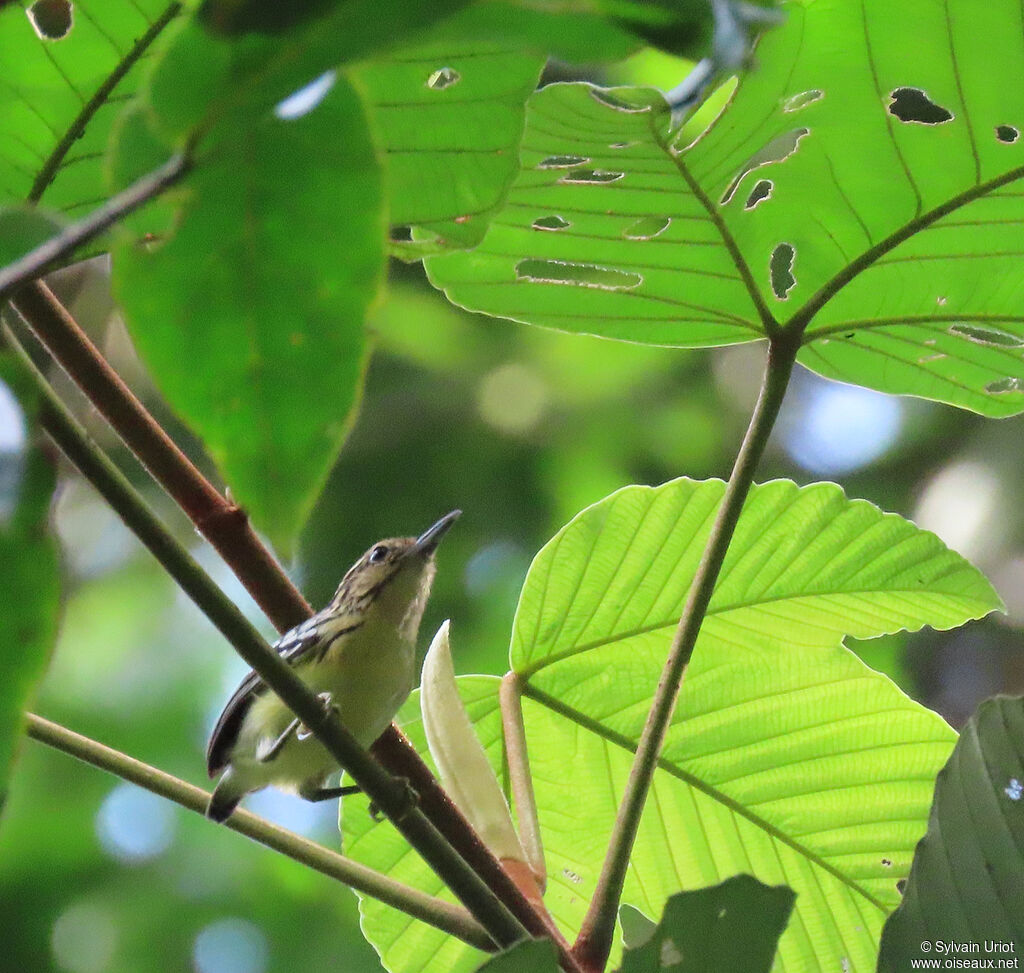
914 460 1001 562
96 784 176 863
477 362 548 435
51 902 117 973
194 918 269 973
780 375 903 475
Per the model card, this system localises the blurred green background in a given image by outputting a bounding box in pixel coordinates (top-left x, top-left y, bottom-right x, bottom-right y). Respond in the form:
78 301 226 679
3 51 1024 973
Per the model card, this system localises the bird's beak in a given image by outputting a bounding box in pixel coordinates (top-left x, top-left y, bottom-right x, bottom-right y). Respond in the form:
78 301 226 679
414 510 461 555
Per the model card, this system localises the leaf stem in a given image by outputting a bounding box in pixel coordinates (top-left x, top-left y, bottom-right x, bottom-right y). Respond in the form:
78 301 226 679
571 332 800 972
24 714 493 951
2 324 526 950
500 673 546 888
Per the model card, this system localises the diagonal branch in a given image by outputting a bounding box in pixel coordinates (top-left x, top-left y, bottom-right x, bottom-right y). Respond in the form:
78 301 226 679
25 713 494 952
571 330 800 972
9 281 313 628
8 275 566 957
2 322 526 951
0 153 191 302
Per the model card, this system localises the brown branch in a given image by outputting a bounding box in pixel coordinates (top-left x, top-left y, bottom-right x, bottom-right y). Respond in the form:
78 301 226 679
9 284 568 962
9 281 312 628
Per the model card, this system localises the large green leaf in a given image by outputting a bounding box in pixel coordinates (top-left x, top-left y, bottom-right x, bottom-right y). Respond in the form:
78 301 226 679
353 33 544 251
0 0 179 211
0 361 60 816
112 75 382 552
344 478 1001 973
877 696 1024 970
426 0 1024 416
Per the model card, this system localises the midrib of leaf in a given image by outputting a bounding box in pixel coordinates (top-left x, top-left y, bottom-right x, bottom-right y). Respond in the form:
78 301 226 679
790 162 1024 332
650 111 779 335
522 681 897 914
515 584 983 677
27 2 183 203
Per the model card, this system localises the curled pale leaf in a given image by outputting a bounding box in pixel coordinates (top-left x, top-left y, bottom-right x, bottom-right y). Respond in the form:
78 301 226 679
420 620 528 865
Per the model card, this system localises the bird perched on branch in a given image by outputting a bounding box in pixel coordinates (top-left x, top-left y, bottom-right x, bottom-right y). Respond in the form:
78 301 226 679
205 510 461 822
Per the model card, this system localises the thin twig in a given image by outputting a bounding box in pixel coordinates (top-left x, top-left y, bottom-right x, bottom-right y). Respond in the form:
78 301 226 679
0 153 191 302
25 713 494 952
571 333 800 972
2 324 526 950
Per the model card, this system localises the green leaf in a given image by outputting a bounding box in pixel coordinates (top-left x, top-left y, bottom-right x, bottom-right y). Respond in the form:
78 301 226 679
877 695 1024 970
112 75 382 552
0 205 63 265
512 478 1001 676
0 0 180 210
474 939 559 973
346 479 1000 973
145 1 472 140
426 0 1024 416
618 875 795 973
353 31 544 252
0 360 60 816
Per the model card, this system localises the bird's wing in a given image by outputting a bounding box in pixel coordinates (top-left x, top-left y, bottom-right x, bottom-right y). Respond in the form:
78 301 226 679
205 614 332 777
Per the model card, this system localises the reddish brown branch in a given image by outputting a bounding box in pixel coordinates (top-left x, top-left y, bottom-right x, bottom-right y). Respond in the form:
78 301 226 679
10 281 312 629
11 279 572 966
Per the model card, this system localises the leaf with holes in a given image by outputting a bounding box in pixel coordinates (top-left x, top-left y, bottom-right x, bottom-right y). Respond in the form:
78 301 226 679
426 0 1024 416
0 0 179 212
112 75 382 553
352 27 544 253
877 695 1024 970
343 478 1001 973
0 359 60 815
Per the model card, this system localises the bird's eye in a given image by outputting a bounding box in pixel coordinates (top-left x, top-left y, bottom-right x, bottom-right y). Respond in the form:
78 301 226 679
368 545 389 564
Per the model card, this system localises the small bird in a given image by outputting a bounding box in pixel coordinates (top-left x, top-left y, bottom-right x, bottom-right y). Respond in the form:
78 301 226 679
205 510 460 822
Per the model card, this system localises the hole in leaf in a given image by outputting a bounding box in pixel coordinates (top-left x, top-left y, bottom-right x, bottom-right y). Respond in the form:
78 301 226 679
559 169 625 185
1005 777 1023 799
783 89 824 112
996 124 1020 144
744 179 773 210
532 215 571 231
721 128 809 204
937 296 948 306
623 216 670 240
516 259 642 291
769 243 796 300
562 868 583 884
390 225 413 242
888 87 953 124
985 377 1023 395
949 323 1024 347
609 141 635 149
590 87 653 113
881 858 892 867
27 0 72 39
537 155 590 169
917 353 947 363
896 879 907 895
426 67 461 90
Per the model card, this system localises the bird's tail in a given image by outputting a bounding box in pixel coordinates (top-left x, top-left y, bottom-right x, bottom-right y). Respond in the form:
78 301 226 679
207 770 246 823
